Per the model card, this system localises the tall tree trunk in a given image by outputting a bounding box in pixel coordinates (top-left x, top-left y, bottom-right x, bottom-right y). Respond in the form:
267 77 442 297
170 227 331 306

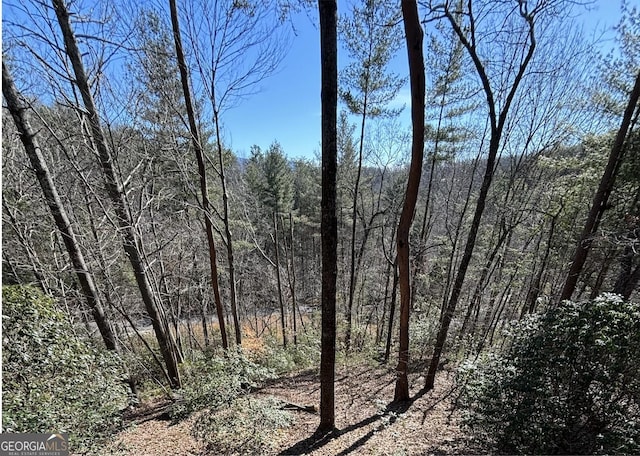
169 0 228 349
560 71 640 301
345 90 368 352
212 108 242 346
384 258 399 363
287 212 299 345
424 3 537 391
51 0 181 388
318 0 338 434
394 0 425 402
2 61 118 352
274 212 287 348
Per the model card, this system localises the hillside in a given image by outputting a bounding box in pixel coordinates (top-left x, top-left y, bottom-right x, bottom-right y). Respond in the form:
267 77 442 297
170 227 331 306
107 364 482 455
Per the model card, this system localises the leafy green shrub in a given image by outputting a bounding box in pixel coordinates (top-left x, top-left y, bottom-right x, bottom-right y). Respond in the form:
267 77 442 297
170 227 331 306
256 332 321 374
459 293 640 454
2 286 127 453
171 348 275 419
191 396 292 454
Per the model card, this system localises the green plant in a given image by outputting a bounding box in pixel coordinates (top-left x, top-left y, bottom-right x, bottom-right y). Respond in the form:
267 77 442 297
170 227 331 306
2 285 128 453
170 348 275 419
191 396 293 454
257 332 321 374
459 293 640 454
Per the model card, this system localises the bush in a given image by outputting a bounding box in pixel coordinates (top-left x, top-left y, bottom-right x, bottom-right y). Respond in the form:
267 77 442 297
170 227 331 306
191 396 292 454
2 286 128 453
459 293 640 454
170 348 275 420
256 332 321 374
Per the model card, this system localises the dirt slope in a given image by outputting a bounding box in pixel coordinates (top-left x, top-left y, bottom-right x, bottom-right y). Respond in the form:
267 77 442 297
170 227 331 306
106 364 483 455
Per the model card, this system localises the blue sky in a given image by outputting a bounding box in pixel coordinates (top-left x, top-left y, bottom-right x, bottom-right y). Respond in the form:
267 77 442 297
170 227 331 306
222 0 625 162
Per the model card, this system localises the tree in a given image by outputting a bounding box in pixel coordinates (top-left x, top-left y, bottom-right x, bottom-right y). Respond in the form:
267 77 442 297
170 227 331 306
2 61 118 352
412 2 476 312
424 0 546 390
178 0 290 346
561 44 640 299
318 0 338 434
51 0 181 389
393 0 425 402
169 0 229 349
247 142 294 215
339 0 405 350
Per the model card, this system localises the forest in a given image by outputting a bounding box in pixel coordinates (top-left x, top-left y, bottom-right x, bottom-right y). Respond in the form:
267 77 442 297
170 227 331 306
2 0 639 454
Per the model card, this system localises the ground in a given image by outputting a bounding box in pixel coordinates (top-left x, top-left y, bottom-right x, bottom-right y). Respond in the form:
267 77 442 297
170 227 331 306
105 363 484 455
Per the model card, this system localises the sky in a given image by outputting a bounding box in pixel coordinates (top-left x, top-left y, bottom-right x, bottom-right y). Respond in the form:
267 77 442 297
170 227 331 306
221 0 626 162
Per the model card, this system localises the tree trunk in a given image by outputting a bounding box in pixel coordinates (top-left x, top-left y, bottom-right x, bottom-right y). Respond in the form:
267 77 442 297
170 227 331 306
318 0 338 434
51 0 181 388
424 3 537 391
212 108 242 346
394 0 425 402
560 70 640 301
169 0 228 350
2 61 118 352
345 90 368 352
384 258 399 363
274 212 287 348
287 212 298 345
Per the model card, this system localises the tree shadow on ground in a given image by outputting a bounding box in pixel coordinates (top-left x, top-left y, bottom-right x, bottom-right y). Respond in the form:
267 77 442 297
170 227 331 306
278 386 440 455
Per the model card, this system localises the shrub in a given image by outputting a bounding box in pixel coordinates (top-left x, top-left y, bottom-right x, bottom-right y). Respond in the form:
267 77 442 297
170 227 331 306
2 286 128 453
191 396 292 454
170 348 275 419
459 293 640 455
256 331 321 374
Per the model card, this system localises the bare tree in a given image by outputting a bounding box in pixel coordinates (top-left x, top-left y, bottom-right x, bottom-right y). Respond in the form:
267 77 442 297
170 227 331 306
424 0 546 390
561 71 640 300
179 0 290 346
51 0 181 388
168 0 229 349
3 61 118 351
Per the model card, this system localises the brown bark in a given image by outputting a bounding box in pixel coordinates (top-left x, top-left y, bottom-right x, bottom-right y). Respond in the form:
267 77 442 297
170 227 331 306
394 0 425 402
560 71 640 301
213 121 242 346
287 212 298 345
2 61 118 352
318 0 338 434
274 212 287 347
168 0 228 349
51 0 181 388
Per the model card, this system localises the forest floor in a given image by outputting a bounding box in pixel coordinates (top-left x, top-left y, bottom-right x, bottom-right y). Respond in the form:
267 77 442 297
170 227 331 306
105 362 486 455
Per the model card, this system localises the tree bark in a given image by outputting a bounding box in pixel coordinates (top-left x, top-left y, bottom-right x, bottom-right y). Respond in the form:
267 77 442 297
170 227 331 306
274 212 288 347
169 0 228 350
51 0 181 388
2 61 118 352
287 212 298 345
318 0 338 434
560 70 640 301
394 0 425 402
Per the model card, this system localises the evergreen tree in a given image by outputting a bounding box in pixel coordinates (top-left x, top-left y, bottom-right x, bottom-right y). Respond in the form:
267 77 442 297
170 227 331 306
247 141 294 215
339 0 405 350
